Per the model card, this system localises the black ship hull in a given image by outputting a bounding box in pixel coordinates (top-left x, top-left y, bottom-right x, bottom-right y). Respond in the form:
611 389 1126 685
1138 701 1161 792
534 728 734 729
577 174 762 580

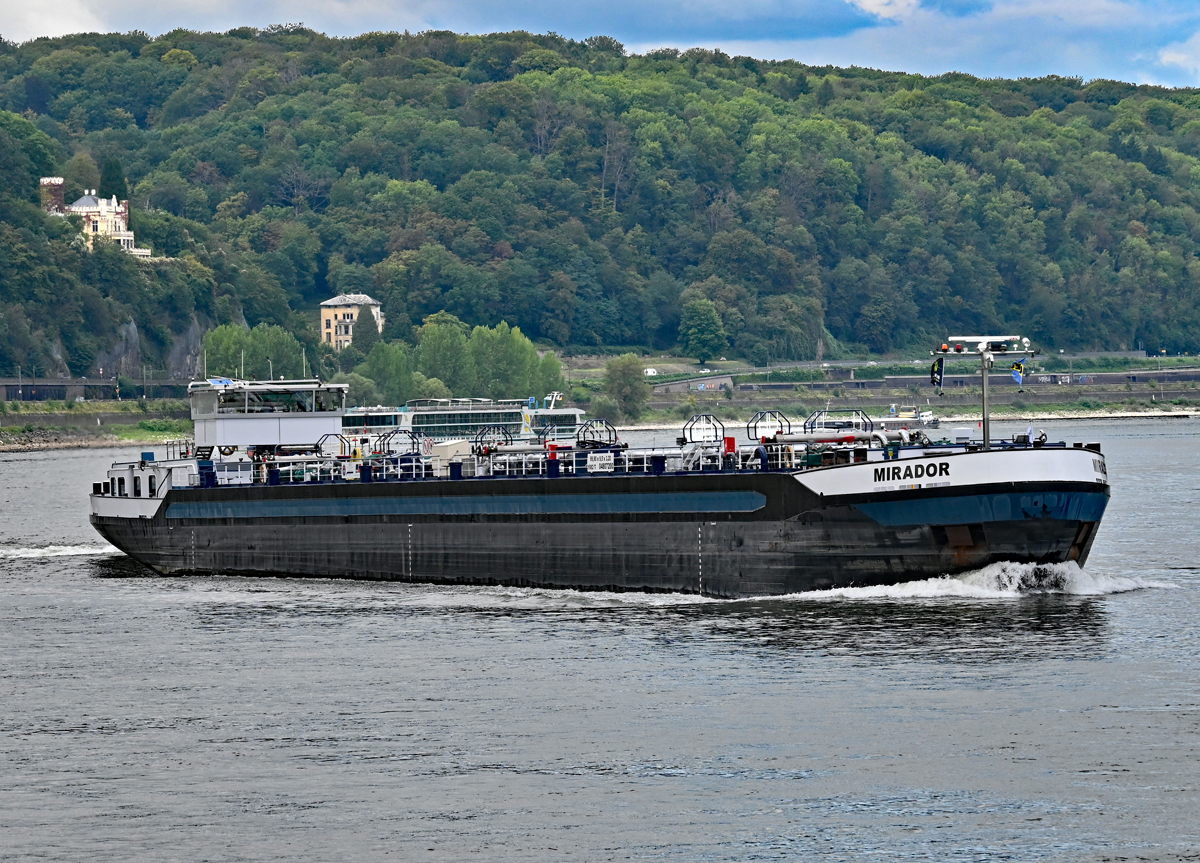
91 463 1109 598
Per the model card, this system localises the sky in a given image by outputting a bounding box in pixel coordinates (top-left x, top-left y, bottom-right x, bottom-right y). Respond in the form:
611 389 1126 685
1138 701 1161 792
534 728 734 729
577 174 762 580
5 0 1200 87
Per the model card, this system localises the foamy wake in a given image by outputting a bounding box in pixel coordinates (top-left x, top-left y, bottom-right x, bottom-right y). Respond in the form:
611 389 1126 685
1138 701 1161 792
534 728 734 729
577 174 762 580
188 562 1174 611
0 544 118 560
783 561 1177 601
392 584 718 610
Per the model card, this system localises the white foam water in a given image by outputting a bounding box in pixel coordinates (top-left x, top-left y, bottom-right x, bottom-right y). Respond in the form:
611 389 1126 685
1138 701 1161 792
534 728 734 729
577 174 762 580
149 560 1178 612
781 561 1178 602
0 544 118 560
165 581 720 611
389 584 718 610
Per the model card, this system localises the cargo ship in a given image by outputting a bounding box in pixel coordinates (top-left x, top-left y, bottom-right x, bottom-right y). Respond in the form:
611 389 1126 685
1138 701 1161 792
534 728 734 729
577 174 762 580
89 338 1109 597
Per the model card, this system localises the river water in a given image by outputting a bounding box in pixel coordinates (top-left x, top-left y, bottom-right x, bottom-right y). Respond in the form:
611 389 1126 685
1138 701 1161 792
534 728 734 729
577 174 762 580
1 418 1198 861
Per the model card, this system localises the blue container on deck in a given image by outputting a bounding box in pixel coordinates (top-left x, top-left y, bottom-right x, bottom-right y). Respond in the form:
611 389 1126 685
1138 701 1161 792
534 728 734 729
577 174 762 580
359 464 373 483
547 460 560 479
449 461 464 480
650 454 666 476
197 460 217 488
267 467 280 486
141 451 155 462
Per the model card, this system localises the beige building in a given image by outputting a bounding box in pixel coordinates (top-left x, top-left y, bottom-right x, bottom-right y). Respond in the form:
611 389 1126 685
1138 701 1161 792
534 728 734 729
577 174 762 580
42 179 152 258
321 293 384 350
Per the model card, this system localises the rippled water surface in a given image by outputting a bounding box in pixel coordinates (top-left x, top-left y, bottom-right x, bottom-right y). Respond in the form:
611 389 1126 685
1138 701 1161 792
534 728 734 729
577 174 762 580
2 418 1198 861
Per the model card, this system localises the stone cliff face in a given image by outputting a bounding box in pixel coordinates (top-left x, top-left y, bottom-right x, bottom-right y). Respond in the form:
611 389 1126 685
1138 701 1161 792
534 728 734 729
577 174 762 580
93 320 141 379
88 315 209 382
167 316 205 380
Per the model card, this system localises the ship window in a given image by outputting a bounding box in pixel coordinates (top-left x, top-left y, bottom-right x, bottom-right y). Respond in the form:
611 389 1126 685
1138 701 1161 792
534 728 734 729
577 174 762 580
117 477 126 496
133 476 141 497
343 414 398 428
245 390 314 413
148 475 157 497
219 391 248 413
314 389 343 412
192 392 218 417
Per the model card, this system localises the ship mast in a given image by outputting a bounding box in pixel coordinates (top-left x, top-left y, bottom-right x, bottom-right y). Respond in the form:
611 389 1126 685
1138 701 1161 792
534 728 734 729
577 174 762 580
932 336 1038 450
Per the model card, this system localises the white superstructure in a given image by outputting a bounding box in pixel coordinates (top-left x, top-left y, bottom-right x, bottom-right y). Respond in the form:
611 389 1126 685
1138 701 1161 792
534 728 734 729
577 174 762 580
341 395 583 442
188 378 348 452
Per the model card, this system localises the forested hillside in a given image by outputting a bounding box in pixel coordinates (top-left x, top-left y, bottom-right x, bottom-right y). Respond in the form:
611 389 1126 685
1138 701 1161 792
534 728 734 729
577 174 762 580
4 26 1200 383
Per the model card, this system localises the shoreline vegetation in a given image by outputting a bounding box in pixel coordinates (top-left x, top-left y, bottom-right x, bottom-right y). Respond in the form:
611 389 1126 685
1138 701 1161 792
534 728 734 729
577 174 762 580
0 413 192 452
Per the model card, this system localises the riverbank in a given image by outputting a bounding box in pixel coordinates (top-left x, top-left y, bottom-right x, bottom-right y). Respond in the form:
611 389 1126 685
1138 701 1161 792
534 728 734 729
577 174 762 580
4 405 1196 452
0 424 188 453
620 407 1200 432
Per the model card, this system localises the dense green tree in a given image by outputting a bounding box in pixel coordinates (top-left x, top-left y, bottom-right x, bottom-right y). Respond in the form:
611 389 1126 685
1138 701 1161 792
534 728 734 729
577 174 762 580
63 151 99 199
352 310 381 356
332 371 382 406
532 352 566 396
467 321 538 399
99 157 128 201
356 340 411 405
603 353 650 419
588 393 621 422
410 371 453 399
816 77 835 107
679 300 727 364
202 323 304 380
416 318 475 396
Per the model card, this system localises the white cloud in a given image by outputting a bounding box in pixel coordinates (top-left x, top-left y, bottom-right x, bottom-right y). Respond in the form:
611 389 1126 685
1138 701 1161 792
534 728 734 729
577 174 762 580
1 0 104 42
700 0 1200 85
1160 30 1200 77
845 0 920 21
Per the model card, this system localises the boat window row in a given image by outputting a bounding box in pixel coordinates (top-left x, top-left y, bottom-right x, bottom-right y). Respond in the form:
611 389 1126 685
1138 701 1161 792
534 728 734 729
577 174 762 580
96 474 157 497
215 389 343 414
189 388 347 416
411 411 524 427
343 414 401 428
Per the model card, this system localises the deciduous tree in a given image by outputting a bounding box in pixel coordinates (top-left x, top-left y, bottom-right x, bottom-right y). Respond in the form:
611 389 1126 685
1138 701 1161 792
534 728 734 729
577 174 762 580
679 300 727 364
603 353 650 419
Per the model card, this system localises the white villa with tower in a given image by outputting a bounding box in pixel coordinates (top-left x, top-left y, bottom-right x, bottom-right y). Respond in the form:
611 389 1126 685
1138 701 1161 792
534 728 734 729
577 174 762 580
40 177 152 258
320 293 384 351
